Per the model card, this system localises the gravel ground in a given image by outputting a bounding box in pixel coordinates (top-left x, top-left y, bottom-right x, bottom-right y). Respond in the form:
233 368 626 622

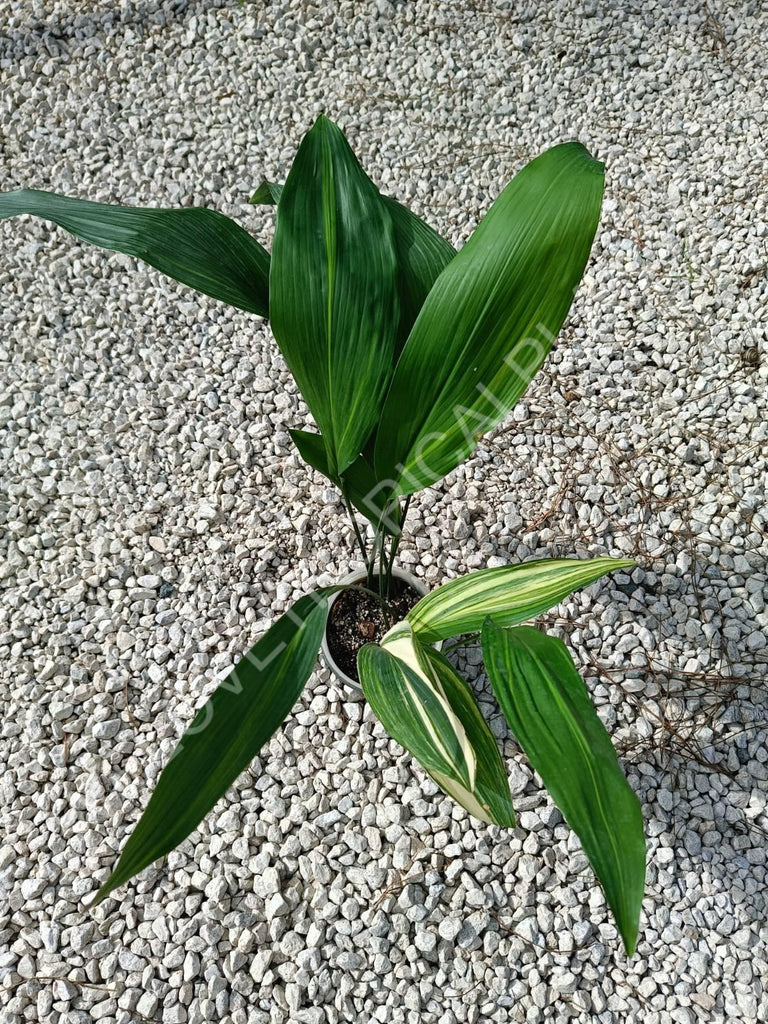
1 1 767 1022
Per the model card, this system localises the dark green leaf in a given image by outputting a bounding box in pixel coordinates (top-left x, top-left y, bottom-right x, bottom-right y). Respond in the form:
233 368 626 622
0 189 270 315
481 622 645 955
289 428 400 536
289 428 334 479
249 180 282 205
374 143 604 496
340 453 402 536
250 181 455 352
93 593 329 903
381 196 455 352
270 116 399 476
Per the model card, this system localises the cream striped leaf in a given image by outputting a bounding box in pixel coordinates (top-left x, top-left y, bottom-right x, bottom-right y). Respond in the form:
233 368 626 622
418 644 515 827
381 621 476 791
407 557 634 644
358 622 515 826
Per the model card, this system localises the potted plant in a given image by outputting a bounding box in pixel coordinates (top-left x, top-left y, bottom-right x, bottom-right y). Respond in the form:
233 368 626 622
0 116 645 955
320 564 432 690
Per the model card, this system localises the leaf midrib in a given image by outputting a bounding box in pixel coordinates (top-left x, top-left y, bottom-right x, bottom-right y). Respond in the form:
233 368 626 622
322 126 337 469
507 634 628 923
379 166 566 487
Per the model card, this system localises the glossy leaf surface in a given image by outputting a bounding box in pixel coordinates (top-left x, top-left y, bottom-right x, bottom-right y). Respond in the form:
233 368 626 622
359 622 514 826
481 622 645 955
374 143 604 496
382 194 455 351
270 117 398 476
0 189 270 315
408 558 634 644
250 178 455 350
94 593 329 903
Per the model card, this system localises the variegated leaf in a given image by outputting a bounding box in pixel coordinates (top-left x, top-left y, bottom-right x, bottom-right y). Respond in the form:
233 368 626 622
358 622 515 826
407 558 634 644
380 621 476 793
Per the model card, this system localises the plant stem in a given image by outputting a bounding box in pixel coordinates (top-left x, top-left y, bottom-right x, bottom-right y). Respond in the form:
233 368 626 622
383 495 411 597
364 531 378 588
343 495 369 567
377 532 391 629
354 493 413 619
400 494 412 531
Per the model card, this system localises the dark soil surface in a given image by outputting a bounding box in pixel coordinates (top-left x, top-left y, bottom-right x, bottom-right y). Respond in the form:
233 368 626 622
326 576 421 684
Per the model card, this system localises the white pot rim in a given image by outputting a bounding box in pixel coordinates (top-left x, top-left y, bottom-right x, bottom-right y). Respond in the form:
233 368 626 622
320 565 431 693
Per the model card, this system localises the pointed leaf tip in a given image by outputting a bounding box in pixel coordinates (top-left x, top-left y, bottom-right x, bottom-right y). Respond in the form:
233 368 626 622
407 557 634 644
374 141 605 495
481 622 645 956
249 180 282 206
93 593 330 901
312 113 334 131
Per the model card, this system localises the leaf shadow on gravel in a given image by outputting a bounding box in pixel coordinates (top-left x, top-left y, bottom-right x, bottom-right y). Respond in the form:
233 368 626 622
443 361 768 968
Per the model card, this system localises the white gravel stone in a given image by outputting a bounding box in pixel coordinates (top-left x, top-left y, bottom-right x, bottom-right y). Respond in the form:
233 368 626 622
265 893 291 919
249 950 273 984
92 718 121 740
115 630 137 652
552 970 578 995
20 878 46 900
438 917 463 942
39 921 61 952
136 992 159 1017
